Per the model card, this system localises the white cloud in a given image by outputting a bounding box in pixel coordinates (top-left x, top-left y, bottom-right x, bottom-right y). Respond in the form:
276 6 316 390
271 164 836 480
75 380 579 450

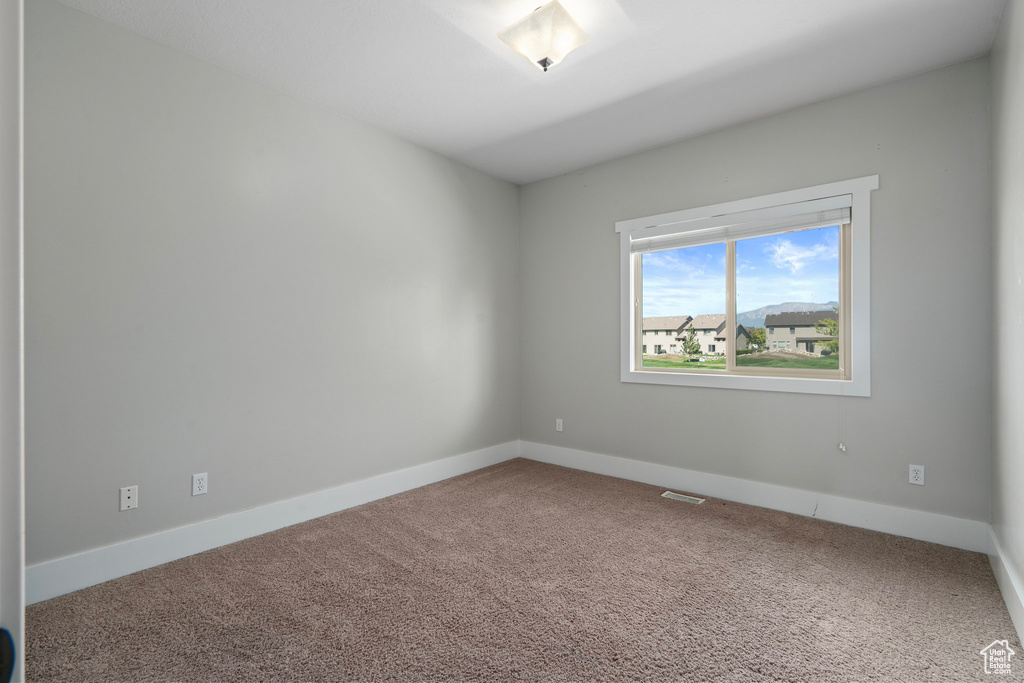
643 248 722 275
766 238 835 273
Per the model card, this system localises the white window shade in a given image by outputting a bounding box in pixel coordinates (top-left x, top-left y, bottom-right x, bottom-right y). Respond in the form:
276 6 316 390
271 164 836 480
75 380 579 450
630 195 851 254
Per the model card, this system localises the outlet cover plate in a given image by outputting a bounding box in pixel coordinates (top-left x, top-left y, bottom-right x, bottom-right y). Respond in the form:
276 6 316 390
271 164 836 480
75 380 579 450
119 485 138 511
192 472 208 496
909 465 924 486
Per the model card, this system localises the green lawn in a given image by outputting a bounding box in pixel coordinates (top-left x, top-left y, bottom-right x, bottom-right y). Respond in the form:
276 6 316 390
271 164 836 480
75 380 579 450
641 356 725 369
737 354 838 369
641 354 838 370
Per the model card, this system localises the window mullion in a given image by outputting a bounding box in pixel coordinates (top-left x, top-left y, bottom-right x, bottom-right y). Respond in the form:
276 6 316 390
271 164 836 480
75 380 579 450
726 240 736 373
633 253 642 371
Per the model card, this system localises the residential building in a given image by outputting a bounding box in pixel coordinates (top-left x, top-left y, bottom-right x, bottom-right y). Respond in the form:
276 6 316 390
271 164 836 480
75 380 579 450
764 310 838 355
641 315 691 354
679 314 751 356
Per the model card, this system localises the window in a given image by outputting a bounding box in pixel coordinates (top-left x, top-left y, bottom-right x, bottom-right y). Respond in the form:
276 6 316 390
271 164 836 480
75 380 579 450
616 176 877 396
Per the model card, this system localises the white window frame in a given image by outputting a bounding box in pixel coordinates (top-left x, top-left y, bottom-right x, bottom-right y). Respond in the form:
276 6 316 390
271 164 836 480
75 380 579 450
615 176 877 396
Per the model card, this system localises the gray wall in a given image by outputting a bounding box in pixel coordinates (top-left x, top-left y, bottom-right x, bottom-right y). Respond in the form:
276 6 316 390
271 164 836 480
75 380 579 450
992 0 1024 609
1 0 25 679
519 59 993 522
25 0 520 565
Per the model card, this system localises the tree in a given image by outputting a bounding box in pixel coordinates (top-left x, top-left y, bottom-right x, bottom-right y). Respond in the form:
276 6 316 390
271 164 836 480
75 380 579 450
815 310 839 355
683 328 702 357
748 327 766 349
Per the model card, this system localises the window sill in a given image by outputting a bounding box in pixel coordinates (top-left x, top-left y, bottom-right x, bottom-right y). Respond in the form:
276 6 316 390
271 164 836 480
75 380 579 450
622 367 868 397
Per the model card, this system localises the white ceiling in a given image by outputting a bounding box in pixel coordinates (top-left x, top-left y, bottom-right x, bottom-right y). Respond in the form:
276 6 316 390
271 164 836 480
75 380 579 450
56 0 1006 184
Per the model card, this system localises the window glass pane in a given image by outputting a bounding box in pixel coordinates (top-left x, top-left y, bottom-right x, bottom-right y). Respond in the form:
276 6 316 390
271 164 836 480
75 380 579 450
735 225 840 371
641 243 726 371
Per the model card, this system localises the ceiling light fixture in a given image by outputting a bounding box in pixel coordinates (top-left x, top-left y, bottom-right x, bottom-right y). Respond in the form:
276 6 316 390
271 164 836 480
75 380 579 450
497 1 590 72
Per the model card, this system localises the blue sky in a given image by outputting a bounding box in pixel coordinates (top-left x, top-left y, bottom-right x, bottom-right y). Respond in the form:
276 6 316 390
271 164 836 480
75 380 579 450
641 225 839 318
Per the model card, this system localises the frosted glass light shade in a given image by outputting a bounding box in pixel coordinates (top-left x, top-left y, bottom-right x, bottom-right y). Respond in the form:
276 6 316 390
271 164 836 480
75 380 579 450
497 1 590 72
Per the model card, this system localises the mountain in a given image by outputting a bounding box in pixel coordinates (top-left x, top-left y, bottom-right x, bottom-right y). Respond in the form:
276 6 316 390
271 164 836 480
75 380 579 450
737 302 838 329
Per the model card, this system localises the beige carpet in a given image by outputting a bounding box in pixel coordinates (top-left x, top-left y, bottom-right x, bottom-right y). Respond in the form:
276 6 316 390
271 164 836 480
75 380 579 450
27 458 1020 682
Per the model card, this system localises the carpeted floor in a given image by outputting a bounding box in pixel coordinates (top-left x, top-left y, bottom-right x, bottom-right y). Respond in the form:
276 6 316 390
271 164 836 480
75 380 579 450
26 458 1020 682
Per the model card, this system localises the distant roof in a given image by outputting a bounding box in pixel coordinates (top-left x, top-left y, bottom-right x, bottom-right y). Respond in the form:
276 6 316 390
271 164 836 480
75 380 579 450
687 314 726 331
764 310 837 327
642 316 691 332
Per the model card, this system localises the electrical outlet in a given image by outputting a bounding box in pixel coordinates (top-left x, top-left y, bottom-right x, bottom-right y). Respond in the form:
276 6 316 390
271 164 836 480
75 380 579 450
192 472 208 496
119 485 138 511
909 465 924 486
555 418 563 432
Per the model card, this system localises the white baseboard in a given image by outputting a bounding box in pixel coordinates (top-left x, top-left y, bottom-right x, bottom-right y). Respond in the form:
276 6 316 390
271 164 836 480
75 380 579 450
28 439 998 608
989 527 1024 642
27 441 520 605
520 441 990 553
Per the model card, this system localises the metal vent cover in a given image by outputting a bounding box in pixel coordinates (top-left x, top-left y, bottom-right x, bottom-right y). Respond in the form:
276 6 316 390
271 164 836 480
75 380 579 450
661 491 705 504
